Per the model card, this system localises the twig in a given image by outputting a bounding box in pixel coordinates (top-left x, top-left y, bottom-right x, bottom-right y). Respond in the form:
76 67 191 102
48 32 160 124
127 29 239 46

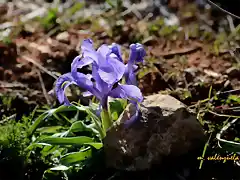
0 114 16 124
215 106 240 111
0 81 27 89
151 45 201 58
226 15 235 32
208 110 240 119
217 89 240 95
216 118 240 147
207 0 240 20
36 69 51 106
21 55 58 80
121 1 148 18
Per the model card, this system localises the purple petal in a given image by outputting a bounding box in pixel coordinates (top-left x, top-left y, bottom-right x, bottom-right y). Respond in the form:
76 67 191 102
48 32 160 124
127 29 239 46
71 56 94 70
109 83 143 103
92 63 112 98
81 39 98 63
55 73 75 106
97 53 125 85
82 91 93 97
109 43 123 62
71 71 101 100
108 55 125 82
92 63 104 92
71 56 94 80
97 44 111 62
135 43 146 62
128 43 146 64
129 44 137 66
126 71 137 86
98 67 117 85
124 105 140 127
133 64 138 72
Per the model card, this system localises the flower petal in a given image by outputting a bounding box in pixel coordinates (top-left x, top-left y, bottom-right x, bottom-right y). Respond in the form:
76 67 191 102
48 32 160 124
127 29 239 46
74 72 101 98
126 71 137 86
55 73 75 106
81 39 98 63
124 105 140 127
71 56 94 70
97 53 125 85
82 91 93 97
128 44 137 65
135 43 146 62
97 65 116 85
108 55 125 81
92 63 111 100
97 44 111 61
71 56 94 80
109 43 123 62
128 43 146 64
109 83 143 103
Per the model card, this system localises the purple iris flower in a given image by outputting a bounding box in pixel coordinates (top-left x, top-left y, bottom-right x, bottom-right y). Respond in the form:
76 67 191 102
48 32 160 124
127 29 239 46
55 39 144 118
108 42 146 126
109 42 146 86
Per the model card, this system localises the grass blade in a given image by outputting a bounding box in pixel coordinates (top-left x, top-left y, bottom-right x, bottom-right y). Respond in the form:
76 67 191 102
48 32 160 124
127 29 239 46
38 136 94 146
60 148 92 166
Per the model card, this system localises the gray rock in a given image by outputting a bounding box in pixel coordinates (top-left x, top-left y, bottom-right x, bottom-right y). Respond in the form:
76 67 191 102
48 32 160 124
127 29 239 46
103 93 205 171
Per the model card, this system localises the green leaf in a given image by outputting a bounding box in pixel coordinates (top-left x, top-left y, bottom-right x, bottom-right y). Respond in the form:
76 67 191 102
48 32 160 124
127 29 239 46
29 105 86 137
38 136 94 146
60 148 92 166
69 121 97 134
226 95 240 104
50 165 69 171
67 2 84 15
85 108 105 139
37 126 64 134
111 111 118 121
84 142 103 149
109 99 127 121
106 0 122 8
28 112 49 137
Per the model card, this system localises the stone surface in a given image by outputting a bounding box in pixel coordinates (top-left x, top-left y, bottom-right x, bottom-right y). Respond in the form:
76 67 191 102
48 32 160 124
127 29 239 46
56 31 70 43
103 93 205 171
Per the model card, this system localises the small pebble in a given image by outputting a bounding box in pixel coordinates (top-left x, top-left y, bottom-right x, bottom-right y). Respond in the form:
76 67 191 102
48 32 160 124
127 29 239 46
56 31 70 43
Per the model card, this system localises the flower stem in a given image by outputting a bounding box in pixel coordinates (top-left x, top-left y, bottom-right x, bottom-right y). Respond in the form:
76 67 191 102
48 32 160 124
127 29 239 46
101 109 112 133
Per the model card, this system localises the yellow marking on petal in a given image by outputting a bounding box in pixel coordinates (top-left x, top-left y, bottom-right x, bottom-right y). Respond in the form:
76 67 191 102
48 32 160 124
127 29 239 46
61 81 71 89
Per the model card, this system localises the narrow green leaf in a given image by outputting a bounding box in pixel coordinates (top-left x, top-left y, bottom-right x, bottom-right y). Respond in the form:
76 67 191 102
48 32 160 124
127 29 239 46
74 105 105 139
70 121 90 132
199 133 212 169
69 121 99 135
37 126 64 134
39 136 94 146
28 112 49 137
60 148 92 166
28 105 86 137
67 2 84 15
84 142 103 149
50 165 69 171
